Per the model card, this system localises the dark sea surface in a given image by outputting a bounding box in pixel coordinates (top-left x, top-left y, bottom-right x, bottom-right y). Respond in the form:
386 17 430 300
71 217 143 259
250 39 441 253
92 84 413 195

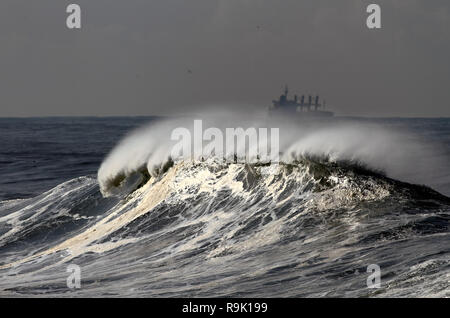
0 117 449 297
0 117 158 200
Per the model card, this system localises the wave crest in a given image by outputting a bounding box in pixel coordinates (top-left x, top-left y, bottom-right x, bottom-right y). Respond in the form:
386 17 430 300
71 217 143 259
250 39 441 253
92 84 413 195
98 114 446 197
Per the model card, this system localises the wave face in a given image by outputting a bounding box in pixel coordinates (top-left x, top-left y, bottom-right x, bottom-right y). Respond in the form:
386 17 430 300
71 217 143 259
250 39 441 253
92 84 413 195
0 116 449 297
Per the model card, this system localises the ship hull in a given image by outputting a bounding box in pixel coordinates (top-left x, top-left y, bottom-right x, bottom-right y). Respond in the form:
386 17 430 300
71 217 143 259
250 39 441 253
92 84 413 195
268 109 334 118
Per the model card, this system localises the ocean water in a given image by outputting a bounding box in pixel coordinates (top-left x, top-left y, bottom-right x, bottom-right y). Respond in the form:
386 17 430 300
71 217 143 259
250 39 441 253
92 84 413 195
0 116 449 297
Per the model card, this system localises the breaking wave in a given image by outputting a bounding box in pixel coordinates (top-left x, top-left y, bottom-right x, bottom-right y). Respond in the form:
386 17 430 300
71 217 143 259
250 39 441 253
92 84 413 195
98 114 446 197
1 114 449 297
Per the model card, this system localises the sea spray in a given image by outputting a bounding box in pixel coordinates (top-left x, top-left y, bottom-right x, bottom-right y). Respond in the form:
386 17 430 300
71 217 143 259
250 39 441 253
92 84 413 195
98 112 444 197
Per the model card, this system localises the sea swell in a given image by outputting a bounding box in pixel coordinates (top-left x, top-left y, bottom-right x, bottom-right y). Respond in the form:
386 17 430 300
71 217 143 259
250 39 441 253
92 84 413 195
0 116 449 297
1 157 449 297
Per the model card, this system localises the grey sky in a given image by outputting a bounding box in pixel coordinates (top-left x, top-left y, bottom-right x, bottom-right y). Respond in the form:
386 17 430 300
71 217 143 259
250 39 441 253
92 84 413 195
0 0 449 117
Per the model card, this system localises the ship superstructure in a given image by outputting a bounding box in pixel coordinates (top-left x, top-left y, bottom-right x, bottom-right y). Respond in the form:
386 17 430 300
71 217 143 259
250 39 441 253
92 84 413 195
269 86 333 117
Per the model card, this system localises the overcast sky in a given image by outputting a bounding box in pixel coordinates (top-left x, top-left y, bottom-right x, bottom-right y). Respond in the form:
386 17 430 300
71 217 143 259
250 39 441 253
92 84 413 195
0 0 449 117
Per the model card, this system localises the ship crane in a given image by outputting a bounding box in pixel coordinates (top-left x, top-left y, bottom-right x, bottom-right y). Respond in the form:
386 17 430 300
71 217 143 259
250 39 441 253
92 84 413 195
314 95 321 111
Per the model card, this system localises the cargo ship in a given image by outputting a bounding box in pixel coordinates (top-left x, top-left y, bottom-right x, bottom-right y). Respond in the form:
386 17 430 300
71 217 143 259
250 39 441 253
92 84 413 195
269 86 334 117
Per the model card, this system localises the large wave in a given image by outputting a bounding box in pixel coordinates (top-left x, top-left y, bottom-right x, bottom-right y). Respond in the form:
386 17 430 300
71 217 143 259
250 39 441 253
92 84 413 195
1 157 449 296
98 113 447 197
1 113 449 297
